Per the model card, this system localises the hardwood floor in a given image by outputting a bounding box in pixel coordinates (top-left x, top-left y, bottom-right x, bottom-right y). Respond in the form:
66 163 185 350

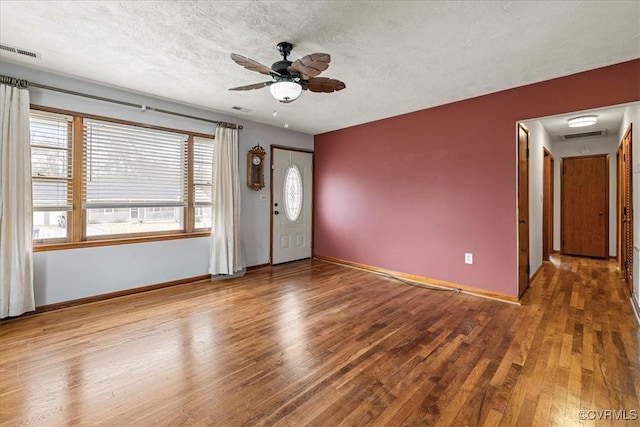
1 255 638 426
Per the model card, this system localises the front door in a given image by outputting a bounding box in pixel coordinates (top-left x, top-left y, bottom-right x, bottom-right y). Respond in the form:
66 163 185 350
561 155 608 258
272 147 313 264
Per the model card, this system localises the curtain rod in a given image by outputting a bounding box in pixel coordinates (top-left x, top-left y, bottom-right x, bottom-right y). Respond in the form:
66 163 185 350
0 74 243 130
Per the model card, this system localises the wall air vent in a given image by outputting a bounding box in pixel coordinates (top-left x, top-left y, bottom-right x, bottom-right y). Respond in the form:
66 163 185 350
0 43 41 59
562 129 607 140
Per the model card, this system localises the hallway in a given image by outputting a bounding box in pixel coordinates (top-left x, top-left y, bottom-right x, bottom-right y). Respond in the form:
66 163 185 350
514 254 639 425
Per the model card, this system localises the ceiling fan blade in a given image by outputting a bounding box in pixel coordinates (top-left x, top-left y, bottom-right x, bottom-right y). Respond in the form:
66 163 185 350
229 81 272 91
289 53 331 79
230 53 280 76
302 77 346 93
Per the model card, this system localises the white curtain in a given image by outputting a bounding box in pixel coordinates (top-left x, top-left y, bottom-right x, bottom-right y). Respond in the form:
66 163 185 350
0 84 35 318
209 126 245 275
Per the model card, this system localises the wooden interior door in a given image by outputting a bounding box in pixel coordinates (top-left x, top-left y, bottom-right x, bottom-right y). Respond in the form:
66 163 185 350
517 124 530 296
620 125 633 290
543 148 554 261
561 155 608 258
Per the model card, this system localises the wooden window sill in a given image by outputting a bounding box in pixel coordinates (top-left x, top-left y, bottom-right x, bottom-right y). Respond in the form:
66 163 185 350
33 231 211 252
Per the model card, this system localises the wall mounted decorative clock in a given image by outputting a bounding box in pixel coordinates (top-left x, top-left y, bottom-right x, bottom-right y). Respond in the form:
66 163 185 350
247 144 266 190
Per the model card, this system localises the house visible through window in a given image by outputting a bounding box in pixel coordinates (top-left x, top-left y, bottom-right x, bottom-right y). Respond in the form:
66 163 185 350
29 108 215 246
83 118 187 237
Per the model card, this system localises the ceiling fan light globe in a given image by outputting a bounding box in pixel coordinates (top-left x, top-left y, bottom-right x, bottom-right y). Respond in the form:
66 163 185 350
270 80 302 103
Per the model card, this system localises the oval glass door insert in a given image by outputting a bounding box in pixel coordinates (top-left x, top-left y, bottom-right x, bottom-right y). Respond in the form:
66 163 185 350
284 165 303 221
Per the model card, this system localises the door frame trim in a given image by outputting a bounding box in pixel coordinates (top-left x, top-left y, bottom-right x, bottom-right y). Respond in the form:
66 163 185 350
270 145 314 265
617 144 623 265
517 123 530 298
542 147 554 261
617 124 634 289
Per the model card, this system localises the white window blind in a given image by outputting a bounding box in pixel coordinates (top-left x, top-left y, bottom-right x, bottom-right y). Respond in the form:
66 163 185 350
193 136 214 229
193 136 214 207
83 119 188 209
30 111 73 212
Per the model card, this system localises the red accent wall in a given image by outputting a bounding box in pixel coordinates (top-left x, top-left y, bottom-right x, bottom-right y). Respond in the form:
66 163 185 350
314 59 640 298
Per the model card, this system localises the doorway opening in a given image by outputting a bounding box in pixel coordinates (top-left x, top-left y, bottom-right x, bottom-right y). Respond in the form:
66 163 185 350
518 101 637 303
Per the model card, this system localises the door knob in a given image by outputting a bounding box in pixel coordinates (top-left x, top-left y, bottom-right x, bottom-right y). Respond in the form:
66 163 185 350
519 219 527 224
599 211 604 216
274 210 279 215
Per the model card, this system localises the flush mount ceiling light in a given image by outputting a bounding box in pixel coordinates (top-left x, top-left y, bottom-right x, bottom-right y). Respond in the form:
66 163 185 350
269 79 302 104
568 115 597 128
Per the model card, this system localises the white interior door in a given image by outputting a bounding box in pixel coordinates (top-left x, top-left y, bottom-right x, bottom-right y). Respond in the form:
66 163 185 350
272 148 312 264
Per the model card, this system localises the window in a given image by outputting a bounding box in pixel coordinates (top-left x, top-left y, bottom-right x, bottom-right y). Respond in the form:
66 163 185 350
30 111 73 241
29 108 215 247
83 118 187 237
193 136 214 229
284 165 303 221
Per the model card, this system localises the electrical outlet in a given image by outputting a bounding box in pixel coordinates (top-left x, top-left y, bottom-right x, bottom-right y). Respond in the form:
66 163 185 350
259 194 268 202
465 253 473 264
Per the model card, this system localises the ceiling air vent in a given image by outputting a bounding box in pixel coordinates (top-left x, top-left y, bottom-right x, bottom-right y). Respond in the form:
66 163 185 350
231 106 252 113
0 43 41 59
562 129 607 140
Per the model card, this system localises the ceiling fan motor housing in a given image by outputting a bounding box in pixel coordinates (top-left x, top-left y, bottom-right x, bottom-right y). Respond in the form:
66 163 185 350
271 60 293 77
272 41 297 78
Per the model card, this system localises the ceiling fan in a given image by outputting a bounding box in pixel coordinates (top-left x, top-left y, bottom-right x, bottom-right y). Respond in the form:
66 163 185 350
229 42 346 103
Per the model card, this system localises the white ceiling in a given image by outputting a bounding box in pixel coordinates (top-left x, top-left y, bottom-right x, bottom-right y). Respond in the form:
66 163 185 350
0 1 638 135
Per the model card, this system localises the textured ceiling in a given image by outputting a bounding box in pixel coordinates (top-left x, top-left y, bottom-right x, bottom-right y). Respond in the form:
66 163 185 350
0 1 639 135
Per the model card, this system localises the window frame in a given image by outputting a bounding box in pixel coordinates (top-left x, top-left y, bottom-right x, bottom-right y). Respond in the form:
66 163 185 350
283 164 303 222
30 105 214 252
30 110 74 244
